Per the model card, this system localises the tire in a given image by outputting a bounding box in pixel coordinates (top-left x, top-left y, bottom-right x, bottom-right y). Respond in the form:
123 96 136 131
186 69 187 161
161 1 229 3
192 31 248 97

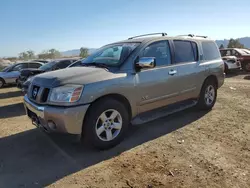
0 78 5 88
224 63 229 74
242 62 250 72
83 98 129 150
197 79 217 110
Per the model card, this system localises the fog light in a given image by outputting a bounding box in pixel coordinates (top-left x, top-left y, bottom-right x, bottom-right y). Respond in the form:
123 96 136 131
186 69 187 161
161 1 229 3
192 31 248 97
48 121 56 130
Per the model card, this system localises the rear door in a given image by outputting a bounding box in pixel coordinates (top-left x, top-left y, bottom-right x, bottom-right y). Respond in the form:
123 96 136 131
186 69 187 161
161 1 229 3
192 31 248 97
169 40 200 100
135 40 182 113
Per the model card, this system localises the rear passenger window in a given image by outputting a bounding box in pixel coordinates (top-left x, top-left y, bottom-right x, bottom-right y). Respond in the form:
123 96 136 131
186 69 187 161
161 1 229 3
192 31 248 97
29 63 42 68
173 41 196 63
202 42 221 61
142 41 171 66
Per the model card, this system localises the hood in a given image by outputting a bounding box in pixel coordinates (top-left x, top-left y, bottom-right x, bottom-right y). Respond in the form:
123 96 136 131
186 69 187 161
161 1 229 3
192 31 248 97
20 68 45 77
32 67 126 87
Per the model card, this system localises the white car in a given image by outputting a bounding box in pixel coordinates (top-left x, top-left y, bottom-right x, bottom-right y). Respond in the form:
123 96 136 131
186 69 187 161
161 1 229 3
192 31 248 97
221 56 241 73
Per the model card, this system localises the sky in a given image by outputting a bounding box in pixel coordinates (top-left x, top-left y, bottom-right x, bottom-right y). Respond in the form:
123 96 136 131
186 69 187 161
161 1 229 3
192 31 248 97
0 0 249 57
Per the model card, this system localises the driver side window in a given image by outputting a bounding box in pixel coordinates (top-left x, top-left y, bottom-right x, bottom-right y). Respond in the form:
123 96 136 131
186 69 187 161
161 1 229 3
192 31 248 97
141 41 171 67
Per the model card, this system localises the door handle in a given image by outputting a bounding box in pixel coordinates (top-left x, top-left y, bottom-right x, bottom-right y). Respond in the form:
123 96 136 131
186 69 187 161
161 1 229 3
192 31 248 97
169 70 177 75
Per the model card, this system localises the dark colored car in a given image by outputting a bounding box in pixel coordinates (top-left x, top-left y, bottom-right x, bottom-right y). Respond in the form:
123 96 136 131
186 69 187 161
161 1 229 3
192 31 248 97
220 48 250 72
19 58 82 94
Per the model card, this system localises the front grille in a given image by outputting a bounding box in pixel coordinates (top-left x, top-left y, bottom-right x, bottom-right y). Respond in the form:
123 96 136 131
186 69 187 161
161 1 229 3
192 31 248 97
29 84 50 104
41 88 50 102
31 85 40 100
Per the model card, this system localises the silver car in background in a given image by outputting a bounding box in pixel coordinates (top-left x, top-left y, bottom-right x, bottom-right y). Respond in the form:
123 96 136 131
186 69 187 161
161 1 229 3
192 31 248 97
0 61 43 88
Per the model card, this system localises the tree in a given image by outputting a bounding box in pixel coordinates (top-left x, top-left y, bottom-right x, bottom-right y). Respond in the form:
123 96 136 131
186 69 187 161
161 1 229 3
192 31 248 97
219 44 224 49
48 49 61 58
227 39 245 48
38 49 61 59
79 47 89 58
27 50 35 59
19 52 29 60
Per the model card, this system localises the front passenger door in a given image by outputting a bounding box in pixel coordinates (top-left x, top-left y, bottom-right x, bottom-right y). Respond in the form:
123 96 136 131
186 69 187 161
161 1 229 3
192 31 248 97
135 40 181 113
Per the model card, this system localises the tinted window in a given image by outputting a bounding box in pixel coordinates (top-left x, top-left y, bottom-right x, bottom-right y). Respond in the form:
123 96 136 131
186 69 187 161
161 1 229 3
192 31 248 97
142 41 171 66
68 60 83 67
12 63 28 71
174 41 195 63
29 63 42 68
191 42 198 61
39 61 56 71
202 42 221 60
56 60 73 69
220 50 227 57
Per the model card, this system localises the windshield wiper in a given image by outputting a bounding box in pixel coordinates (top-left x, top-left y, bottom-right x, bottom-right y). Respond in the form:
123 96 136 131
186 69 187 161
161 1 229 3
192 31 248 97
81 62 109 70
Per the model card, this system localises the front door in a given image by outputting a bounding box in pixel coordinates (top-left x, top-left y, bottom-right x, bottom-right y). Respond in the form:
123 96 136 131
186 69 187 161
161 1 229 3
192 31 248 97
135 40 181 113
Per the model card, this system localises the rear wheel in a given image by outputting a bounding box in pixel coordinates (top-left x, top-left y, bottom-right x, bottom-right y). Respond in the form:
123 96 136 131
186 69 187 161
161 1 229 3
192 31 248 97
242 62 250 72
0 78 5 88
83 98 129 150
197 79 217 110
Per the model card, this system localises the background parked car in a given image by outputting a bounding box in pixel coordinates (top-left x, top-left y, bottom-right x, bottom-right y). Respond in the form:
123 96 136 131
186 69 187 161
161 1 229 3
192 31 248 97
0 61 44 88
220 48 250 72
219 50 241 73
19 58 82 94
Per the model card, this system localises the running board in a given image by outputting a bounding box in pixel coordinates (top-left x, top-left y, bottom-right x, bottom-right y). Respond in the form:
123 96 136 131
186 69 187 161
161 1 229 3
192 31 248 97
131 100 198 125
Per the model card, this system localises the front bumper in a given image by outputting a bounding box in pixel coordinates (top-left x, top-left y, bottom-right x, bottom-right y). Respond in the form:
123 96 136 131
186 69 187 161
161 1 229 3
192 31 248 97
23 95 90 134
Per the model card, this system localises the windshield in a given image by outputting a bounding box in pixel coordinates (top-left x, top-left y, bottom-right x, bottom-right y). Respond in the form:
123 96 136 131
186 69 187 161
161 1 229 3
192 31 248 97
82 43 140 66
38 61 56 71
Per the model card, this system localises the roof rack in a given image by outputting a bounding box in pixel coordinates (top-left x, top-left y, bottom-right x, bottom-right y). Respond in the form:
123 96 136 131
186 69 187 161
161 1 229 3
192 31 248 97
128 33 167 40
178 34 208 38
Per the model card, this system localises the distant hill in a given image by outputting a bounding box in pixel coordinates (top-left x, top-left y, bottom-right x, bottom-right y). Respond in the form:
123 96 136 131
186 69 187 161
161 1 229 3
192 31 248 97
216 37 250 48
61 48 97 56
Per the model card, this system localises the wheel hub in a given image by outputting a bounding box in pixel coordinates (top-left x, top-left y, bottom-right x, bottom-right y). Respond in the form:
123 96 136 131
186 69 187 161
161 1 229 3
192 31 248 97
95 109 123 141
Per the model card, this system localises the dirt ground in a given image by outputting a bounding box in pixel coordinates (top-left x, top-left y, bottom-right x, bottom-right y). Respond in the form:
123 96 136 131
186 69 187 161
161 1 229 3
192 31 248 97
0 73 249 188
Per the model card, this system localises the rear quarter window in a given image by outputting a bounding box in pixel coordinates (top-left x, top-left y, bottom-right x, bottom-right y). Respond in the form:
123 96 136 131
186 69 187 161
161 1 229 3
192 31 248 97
202 41 221 61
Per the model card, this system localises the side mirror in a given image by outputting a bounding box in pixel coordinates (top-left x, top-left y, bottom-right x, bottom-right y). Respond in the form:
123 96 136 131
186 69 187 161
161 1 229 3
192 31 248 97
135 57 156 70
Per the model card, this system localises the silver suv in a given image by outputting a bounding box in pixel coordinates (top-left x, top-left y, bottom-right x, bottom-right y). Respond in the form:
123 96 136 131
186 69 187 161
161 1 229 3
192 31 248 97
23 33 225 149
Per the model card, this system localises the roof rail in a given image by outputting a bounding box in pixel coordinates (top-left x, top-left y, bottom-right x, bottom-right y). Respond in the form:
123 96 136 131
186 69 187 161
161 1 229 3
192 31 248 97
128 33 167 40
178 34 208 38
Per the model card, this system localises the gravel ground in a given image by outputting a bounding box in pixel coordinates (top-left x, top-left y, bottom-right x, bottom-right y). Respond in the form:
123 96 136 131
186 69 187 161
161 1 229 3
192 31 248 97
0 73 249 188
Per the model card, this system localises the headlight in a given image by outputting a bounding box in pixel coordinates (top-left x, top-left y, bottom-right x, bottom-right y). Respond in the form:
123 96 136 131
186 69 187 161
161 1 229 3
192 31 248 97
49 85 84 103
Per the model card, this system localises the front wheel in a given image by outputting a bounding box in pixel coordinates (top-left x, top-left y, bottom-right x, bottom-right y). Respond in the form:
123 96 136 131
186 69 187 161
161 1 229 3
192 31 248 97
197 79 217 110
83 98 129 150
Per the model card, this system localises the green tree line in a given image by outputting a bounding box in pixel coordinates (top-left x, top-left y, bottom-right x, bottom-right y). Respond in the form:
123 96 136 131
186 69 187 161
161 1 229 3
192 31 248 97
219 38 245 49
17 47 89 60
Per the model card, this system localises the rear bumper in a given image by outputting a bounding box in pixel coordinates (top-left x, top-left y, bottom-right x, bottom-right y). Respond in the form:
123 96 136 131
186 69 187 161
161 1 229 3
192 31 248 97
23 95 90 134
